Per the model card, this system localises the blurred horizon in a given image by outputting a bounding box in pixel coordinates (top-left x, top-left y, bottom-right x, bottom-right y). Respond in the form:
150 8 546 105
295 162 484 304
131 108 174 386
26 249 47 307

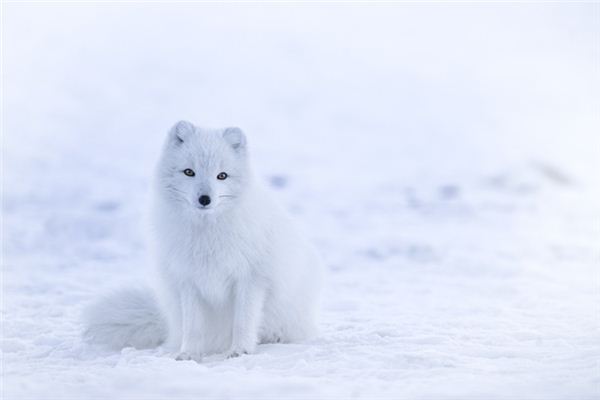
4 3 599 189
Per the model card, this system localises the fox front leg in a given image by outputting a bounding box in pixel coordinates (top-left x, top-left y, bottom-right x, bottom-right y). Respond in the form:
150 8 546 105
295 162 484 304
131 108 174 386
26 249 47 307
176 285 204 362
227 280 266 358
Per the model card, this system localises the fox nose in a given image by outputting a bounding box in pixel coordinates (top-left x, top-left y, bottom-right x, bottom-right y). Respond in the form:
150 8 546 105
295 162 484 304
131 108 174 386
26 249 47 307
199 195 211 206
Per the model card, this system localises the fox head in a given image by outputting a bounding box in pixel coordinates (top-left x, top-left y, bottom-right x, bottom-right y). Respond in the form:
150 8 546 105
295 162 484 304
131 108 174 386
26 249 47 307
156 120 251 215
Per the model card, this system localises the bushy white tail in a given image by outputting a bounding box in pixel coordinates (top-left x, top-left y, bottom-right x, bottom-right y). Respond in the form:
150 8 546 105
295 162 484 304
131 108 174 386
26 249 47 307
83 287 167 350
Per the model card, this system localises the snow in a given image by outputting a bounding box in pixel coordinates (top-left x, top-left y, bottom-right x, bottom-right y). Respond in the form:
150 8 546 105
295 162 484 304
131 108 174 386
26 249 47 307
2 3 599 399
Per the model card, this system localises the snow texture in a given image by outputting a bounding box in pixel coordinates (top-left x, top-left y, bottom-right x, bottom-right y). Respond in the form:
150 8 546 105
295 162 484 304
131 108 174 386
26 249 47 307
2 3 599 399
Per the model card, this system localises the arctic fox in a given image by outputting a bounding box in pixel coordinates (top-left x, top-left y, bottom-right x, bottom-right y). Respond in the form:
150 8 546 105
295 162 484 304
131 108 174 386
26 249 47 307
84 121 323 361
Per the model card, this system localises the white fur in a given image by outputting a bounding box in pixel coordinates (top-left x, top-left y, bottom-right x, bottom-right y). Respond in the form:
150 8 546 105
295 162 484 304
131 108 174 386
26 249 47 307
83 121 323 361
83 287 167 350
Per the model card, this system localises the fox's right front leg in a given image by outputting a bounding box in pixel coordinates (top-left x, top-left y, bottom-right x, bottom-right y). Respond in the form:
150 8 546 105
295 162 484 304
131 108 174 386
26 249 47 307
175 285 204 362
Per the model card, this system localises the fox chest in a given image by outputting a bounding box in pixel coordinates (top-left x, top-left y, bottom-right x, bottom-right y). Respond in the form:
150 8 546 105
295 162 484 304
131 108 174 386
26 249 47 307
181 239 256 303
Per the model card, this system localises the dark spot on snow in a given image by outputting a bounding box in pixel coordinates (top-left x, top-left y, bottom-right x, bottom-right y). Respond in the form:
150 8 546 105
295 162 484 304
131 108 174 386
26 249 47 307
268 175 288 189
329 264 344 272
484 172 538 195
484 162 573 196
364 248 385 260
438 185 460 200
94 201 120 212
531 161 573 186
486 174 507 188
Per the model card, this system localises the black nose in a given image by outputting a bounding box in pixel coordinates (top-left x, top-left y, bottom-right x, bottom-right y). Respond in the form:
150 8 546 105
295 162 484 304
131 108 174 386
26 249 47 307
199 195 211 206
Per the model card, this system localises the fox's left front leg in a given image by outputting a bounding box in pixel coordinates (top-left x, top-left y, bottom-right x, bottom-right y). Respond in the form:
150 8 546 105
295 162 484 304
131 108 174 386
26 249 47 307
176 284 205 362
227 279 266 358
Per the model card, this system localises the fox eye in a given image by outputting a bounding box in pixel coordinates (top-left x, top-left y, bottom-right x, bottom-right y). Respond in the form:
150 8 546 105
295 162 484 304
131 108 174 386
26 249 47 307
217 172 228 180
183 169 195 177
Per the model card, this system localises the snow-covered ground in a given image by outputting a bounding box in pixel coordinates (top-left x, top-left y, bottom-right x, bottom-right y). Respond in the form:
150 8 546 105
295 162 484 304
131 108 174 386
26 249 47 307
2 3 599 399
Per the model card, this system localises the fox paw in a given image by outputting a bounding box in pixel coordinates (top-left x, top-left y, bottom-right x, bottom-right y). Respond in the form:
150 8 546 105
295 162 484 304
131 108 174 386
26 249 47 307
175 351 202 363
261 334 282 344
226 348 250 359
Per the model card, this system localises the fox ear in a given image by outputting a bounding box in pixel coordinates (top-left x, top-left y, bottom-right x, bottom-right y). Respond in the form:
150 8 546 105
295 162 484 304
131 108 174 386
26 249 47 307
223 127 247 152
169 120 195 143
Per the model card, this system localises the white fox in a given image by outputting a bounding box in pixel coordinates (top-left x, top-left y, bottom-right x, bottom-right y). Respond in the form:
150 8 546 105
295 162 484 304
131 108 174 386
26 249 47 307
84 121 323 361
